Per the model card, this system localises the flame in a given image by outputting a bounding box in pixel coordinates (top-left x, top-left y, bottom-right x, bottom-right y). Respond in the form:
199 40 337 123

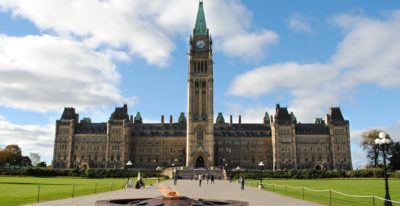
157 185 180 197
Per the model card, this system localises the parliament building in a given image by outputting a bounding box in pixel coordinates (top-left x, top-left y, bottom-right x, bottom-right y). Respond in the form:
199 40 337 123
53 1 352 171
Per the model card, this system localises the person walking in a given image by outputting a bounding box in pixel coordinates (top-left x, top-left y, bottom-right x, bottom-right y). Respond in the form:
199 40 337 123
173 172 178 185
240 176 245 190
206 173 210 184
211 175 215 184
198 174 202 187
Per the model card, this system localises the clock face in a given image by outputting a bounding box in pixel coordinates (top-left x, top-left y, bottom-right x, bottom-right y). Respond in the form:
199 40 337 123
196 40 205 49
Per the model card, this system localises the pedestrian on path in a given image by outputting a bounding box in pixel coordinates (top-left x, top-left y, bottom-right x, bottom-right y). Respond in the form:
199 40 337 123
173 173 178 185
198 174 202 187
211 175 215 184
206 173 210 184
240 176 245 190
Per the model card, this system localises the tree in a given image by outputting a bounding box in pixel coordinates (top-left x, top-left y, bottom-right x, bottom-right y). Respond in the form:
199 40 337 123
21 156 32 167
0 145 23 166
36 161 47 168
29 153 41 167
361 130 381 167
0 145 34 168
389 142 400 170
361 129 392 167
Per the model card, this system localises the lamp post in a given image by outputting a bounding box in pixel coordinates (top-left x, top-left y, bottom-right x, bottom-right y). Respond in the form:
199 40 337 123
375 131 392 206
126 161 132 170
321 160 326 170
282 159 288 171
76 160 81 170
156 165 161 183
258 161 264 188
174 158 178 170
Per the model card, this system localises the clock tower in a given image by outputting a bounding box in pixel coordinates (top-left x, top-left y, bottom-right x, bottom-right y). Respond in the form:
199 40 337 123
186 0 214 168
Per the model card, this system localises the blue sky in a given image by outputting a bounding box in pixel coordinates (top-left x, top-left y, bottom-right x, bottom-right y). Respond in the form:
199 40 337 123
0 0 399 168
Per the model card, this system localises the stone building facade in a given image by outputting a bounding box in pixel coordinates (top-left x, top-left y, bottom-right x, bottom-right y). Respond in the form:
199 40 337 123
53 1 352 171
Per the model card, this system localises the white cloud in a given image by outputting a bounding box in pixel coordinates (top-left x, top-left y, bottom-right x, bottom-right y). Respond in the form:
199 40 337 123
229 62 342 121
288 12 313 33
0 115 54 163
229 11 400 121
226 103 274 123
0 0 277 64
219 30 278 60
0 34 134 112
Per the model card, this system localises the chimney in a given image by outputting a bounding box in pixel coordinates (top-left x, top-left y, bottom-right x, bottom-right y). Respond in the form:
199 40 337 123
161 115 164 126
230 115 233 125
238 115 242 126
170 115 173 126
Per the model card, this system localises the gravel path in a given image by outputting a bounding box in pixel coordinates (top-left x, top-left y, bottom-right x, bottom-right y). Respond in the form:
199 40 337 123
26 180 323 206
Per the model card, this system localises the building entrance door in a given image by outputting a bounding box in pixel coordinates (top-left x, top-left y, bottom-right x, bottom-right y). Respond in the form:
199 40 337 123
195 156 204 168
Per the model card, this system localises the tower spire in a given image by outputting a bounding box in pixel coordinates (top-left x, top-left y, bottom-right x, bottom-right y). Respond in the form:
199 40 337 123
194 0 207 35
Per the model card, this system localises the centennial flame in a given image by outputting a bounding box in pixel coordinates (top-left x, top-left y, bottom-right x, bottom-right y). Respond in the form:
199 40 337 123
157 185 180 197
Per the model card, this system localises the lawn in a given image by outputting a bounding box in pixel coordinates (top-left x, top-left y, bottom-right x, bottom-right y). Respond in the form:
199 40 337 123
246 178 400 206
0 176 156 206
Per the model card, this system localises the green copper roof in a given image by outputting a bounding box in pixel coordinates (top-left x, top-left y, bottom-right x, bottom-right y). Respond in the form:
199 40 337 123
178 112 187 124
290 112 296 122
134 112 142 124
194 1 208 35
315 118 324 124
216 112 225 124
263 112 270 124
135 112 142 121
81 117 92 124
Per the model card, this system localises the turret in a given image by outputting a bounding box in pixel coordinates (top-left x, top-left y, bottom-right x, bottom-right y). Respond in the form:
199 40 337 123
134 112 142 124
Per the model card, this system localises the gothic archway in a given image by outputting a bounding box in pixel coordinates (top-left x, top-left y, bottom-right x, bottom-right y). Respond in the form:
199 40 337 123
195 156 205 168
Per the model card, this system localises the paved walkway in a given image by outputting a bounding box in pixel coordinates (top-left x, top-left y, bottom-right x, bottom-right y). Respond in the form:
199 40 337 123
26 180 323 206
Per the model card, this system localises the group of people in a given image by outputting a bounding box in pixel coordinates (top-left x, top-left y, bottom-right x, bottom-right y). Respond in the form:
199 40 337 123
126 177 145 189
227 174 245 190
192 173 216 186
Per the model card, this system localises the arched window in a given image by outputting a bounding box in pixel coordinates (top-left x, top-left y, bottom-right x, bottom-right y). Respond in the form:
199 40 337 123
197 128 204 141
197 62 201 72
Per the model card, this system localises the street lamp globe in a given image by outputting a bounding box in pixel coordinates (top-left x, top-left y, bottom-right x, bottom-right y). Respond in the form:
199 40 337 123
126 160 132 166
379 131 387 139
383 138 391 144
375 138 382 145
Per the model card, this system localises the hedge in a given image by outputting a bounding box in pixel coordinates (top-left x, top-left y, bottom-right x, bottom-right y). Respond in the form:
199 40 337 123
0 168 168 179
0 168 395 179
228 168 388 179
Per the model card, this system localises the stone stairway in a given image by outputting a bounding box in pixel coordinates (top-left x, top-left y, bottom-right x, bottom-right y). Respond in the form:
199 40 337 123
175 168 225 180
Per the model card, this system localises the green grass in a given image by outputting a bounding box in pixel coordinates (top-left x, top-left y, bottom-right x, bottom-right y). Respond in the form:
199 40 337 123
0 176 156 206
246 178 400 206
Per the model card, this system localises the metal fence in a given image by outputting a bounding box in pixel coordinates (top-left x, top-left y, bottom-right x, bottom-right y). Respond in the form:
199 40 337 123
0 182 126 205
260 182 400 206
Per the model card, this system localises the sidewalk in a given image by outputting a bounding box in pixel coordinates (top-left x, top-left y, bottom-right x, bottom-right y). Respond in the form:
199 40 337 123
26 180 323 206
